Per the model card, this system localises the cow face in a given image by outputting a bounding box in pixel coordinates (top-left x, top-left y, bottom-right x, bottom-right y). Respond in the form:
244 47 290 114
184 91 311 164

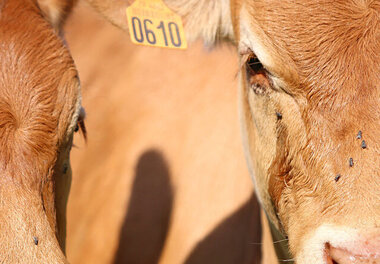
0 0 80 262
236 0 380 262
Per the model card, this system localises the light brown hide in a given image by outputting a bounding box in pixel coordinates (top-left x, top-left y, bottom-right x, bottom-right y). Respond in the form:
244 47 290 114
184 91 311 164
38 0 77 31
28 0 378 262
64 4 277 264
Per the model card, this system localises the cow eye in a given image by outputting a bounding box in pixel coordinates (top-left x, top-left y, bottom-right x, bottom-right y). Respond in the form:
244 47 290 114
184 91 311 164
246 55 264 74
244 54 271 95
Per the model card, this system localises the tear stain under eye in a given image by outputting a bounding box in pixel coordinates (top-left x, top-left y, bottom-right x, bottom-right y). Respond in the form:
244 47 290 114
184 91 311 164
250 83 267 95
268 123 292 209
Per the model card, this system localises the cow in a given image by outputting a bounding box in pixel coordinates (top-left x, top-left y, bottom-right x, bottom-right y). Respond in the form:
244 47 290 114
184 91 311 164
81 0 380 263
64 4 277 264
0 0 84 262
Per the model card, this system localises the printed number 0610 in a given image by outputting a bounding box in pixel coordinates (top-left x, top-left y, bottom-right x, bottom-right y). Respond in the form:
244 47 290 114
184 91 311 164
131 17 182 47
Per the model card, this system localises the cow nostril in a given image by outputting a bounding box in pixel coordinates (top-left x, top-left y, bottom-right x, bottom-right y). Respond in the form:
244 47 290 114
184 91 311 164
329 255 340 264
325 243 380 264
326 254 339 264
325 244 336 264
325 244 346 264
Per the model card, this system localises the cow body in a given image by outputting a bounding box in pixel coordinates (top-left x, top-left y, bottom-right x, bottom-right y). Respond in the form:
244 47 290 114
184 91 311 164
64 4 277 263
83 0 380 263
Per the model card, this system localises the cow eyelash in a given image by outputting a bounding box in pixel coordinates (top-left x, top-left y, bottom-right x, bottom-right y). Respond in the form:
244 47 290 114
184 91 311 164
247 56 264 73
243 53 265 74
74 119 87 141
74 107 87 141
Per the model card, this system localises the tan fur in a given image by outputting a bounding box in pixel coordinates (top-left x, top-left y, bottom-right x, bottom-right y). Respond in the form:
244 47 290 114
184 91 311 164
63 4 278 264
38 0 77 31
165 0 234 44
75 0 379 262
83 0 234 44
0 0 80 262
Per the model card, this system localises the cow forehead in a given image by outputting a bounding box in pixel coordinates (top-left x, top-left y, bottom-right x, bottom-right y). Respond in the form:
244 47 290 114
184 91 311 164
0 0 80 179
240 0 380 101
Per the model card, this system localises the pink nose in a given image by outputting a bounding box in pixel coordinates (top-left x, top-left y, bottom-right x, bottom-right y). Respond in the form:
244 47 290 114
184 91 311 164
325 233 380 264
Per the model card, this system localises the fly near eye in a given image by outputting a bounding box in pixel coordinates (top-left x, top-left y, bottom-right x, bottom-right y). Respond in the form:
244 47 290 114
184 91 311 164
246 55 264 73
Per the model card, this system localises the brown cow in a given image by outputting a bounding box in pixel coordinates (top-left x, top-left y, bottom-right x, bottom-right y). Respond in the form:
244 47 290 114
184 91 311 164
81 0 380 263
0 0 84 262
64 3 277 264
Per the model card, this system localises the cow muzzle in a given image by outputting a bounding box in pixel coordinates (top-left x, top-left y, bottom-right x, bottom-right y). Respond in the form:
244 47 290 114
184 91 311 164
297 226 380 264
325 232 380 264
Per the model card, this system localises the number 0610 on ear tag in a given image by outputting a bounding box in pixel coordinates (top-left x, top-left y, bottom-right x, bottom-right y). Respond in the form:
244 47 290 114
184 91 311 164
126 0 187 49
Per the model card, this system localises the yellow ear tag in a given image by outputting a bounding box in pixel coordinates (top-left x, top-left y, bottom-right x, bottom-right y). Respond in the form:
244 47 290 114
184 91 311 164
126 0 187 49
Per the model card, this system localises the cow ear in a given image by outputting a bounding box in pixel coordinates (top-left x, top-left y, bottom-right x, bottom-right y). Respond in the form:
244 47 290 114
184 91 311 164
84 0 234 45
37 0 77 32
167 0 234 44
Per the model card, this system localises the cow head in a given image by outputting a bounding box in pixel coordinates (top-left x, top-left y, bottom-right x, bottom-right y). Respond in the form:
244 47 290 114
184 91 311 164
234 1 380 263
0 0 83 262
73 0 379 263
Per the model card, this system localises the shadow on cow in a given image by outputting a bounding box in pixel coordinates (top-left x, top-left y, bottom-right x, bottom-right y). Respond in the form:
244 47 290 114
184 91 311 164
113 149 263 264
113 150 173 264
